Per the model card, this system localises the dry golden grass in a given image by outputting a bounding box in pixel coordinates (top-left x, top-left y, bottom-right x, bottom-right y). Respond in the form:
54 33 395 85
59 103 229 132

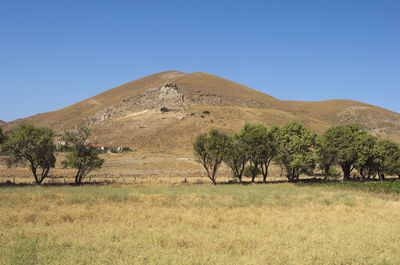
1 183 400 264
0 152 289 185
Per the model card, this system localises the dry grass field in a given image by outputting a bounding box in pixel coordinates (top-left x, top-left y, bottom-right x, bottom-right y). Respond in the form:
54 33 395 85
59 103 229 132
0 152 289 185
1 183 400 265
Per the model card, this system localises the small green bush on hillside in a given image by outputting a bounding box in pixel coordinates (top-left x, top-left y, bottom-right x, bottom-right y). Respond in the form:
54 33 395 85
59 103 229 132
160 107 169 112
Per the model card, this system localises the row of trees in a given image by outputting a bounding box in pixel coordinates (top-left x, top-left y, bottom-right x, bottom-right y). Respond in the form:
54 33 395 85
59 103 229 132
193 122 400 185
0 125 104 184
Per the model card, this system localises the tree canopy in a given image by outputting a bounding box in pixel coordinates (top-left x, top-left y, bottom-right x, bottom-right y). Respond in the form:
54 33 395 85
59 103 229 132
2 124 56 184
193 128 230 185
317 124 362 180
374 139 400 179
194 122 400 184
223 135 248 183
61 127 104 185
237 124 268 182
259 125 280 183
276 122 316 182
354 133 378 179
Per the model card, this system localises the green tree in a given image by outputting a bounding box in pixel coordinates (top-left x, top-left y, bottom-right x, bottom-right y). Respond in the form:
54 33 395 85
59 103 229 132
319 124 362 181
276 122 316 182
316 135 338 179
260 125 280 183
2 124 56 184
223 135 248 183
354 133 378 179
374 140 400 179
61 127 104 185
194 129 230 185
238 124 267 182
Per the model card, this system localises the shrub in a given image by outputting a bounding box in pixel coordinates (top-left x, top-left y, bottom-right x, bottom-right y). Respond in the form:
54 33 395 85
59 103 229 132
203 110 210 115
120 147 132 152
160 107 169 112
326 167 341 180
243 165 261 179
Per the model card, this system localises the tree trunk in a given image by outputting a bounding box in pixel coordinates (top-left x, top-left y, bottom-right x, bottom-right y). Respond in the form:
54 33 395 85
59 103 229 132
324 166 329 180
359 166 366 180
251 162 258 183
30 166 40 185
262 168 268 183
237 174 242 183
341 164 352 181
38 167 50 184
209 171 217 185
261 162 270 183
288 175 296 182
210 165 218 185
75 169 81 185
287 168 295 182
342 168 347 180
239 162 246 183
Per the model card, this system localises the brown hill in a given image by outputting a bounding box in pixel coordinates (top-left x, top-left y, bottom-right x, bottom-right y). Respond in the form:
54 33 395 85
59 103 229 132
4 71 400 152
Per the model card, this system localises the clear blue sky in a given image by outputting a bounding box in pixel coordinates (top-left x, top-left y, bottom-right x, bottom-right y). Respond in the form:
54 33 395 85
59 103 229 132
1 0 399 122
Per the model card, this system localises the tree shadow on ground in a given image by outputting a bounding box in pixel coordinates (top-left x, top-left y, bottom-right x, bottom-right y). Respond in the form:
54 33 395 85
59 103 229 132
214 176 400 186
1 176 398 188
0 180 117 188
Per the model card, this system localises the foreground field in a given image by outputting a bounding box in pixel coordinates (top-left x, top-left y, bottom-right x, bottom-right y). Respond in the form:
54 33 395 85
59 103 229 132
1 184 400 265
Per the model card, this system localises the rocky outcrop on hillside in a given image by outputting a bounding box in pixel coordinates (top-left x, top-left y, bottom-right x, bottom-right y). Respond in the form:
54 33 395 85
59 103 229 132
132 83 185 109
86 83 186 126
